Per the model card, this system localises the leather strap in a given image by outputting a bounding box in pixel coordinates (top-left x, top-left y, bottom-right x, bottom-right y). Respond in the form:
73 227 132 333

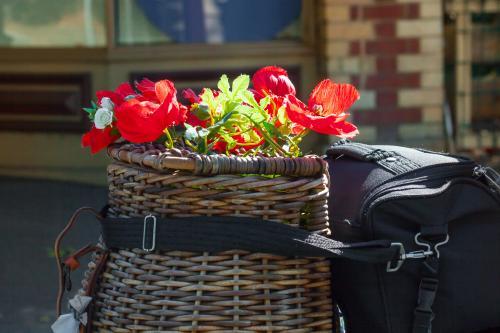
54 207 103 316
101 216 401 264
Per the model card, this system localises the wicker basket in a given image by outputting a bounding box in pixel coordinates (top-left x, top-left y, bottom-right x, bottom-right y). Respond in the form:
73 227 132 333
86 143 333 332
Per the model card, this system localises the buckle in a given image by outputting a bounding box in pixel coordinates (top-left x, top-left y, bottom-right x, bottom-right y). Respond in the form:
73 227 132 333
386 242 405 272
142 214 157 252
386 233 450 273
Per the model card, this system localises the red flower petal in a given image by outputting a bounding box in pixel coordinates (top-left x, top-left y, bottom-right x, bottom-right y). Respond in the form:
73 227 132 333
136 78 158 102
252 66 296 97
211 131 264 154
114 82 135 99
155 80 176 104
178 104 188 125
96 82 135 107
115 79 186 143
182 89 201 104
285 95 358 138
115 99 167 143
96 90 122 107
81 126 120 154
212 140 227 153
301 114 358 137
308 79 359 116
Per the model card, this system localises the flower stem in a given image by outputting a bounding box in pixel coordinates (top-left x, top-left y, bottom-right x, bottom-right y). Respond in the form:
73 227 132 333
261 130 289 156
164 128 174 149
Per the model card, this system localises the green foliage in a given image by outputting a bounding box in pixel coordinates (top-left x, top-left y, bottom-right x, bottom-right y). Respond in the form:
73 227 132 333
183 74 303 157
83 100 98 121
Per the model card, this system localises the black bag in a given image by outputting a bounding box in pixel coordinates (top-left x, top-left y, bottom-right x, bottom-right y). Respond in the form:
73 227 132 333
325 141 500 333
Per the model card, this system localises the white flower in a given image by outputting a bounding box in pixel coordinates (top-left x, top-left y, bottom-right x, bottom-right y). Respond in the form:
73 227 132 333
94 107 113 129
100 97 114 111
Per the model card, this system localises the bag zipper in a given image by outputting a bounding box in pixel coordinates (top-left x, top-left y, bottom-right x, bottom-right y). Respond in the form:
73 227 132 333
473 166 500 194
364 177 500 237
358 161 477 223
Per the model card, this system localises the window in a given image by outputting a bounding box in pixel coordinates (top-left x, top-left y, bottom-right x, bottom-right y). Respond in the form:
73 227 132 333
115 0 302 45
444 0 499 150
0 0 317 132
0 0 105 47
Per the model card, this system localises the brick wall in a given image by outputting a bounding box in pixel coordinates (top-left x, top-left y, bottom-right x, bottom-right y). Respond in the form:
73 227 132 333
321 0 445 148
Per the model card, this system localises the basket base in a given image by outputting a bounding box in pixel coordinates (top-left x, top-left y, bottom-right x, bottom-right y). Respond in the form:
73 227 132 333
85 248 333 332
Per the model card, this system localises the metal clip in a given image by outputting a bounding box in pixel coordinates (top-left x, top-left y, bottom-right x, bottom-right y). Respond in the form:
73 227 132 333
142 214 157 252
415 232 449 258
403 249 434 259
386 233 449 272
386 242 405 272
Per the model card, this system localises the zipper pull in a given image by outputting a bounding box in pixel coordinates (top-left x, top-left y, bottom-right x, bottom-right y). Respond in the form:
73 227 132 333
332 138 351 146
473 166 500 193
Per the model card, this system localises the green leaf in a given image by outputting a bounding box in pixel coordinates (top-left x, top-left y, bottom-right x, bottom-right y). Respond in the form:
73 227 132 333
241 90 259 108
263 121 278 137
193 103 211 120
234 104 265 123
198 136 208 154
259 95 271 110
110 127 121 137
201 88 217 114
83 107 96 120
277 104 287 126
91 100 97 108
220 133 236 150
217 74 230 96
231 74 250 98
201 110 235 141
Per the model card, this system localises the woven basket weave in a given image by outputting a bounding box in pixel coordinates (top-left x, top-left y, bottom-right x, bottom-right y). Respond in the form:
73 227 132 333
86 143 333 332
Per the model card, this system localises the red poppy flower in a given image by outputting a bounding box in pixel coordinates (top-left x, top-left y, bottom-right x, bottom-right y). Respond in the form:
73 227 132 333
285 79 359 138
115 80 187 143
252 66 296 97
81 125 120 154
96 82 135 107
251 66 303 134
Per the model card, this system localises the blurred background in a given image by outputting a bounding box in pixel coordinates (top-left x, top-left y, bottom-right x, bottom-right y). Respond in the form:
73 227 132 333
0 0 497 332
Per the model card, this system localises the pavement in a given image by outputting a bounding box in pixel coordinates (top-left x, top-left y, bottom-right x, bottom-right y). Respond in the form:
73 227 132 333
0 177 107 333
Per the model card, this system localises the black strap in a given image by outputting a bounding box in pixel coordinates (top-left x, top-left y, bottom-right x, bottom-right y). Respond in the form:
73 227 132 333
327 141 421 175
411 228 448 333
413 256 439 333
101 216 400 264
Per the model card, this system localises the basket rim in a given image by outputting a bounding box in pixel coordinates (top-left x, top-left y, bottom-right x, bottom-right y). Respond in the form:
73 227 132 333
107 143 327 177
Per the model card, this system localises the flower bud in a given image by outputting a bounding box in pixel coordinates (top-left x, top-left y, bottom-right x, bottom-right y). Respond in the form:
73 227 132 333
100 97 114 111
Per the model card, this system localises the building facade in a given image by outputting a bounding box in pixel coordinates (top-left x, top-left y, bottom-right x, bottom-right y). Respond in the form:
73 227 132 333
0 0 497 184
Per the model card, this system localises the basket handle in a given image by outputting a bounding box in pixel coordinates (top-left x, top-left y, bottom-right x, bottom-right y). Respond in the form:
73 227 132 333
108 144 327 176
54 207 104 317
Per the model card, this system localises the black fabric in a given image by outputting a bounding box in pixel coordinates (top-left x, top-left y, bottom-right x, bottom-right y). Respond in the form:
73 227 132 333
412 257 439 333
327 141 421 175
100 216 400 263
326 141 500 333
